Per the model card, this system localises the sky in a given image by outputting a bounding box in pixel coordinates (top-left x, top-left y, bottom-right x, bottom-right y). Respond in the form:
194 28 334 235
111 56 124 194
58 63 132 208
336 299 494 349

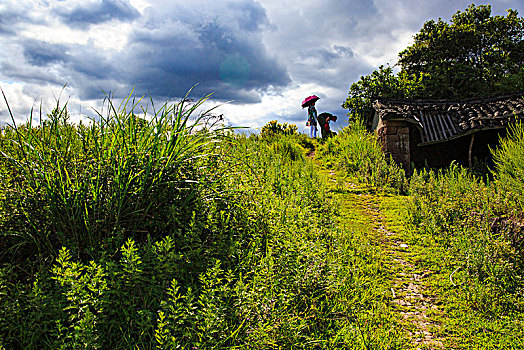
1 0 523 133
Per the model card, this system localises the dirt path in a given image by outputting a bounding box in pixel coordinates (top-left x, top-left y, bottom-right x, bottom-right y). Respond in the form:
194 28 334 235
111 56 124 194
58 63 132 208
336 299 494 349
327 170 445 349
386 239 444 348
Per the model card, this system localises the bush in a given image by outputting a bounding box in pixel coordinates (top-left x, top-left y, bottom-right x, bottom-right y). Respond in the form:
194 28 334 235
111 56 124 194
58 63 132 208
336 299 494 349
492 122 524 213
260 120 297 137
316 123 407 193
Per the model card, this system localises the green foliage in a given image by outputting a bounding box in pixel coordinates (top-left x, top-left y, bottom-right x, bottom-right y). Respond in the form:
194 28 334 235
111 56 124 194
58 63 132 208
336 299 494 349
407 162 524 317
268 135 307 162
399 5 524 98
155 263 237 349
408 164 495 236
52 247 108 349
342 66 425 124
492 122 524 212
260 120 298 137
316 124 407 192
1 102 405 348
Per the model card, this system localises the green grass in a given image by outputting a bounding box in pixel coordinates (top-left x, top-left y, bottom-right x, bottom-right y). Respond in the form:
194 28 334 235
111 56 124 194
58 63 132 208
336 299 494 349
315 124 407 193
402 164 524 348
1 98 523 349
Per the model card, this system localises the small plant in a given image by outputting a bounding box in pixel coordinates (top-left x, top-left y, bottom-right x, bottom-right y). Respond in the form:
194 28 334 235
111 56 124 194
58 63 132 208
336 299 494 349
52 247 108 349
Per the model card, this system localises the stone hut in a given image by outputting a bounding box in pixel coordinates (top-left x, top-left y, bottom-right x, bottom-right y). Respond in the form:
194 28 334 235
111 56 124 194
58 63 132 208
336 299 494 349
371 92 524 172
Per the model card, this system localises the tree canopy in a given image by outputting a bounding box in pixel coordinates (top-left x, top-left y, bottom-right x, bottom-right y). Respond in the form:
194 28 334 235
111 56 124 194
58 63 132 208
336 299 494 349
344 4 524 125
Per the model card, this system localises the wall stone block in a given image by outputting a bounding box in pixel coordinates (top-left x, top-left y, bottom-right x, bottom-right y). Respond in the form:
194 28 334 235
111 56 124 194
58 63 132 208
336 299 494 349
385 126 398 135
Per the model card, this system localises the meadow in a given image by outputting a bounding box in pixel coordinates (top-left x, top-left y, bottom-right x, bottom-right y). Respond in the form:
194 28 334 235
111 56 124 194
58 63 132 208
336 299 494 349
0 93 523 349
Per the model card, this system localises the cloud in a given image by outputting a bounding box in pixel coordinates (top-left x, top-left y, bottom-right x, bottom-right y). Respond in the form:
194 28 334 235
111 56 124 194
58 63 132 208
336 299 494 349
0 0 291 106
118 0 291 102
0 1 39 35
23 39 69 66
57 0 140 28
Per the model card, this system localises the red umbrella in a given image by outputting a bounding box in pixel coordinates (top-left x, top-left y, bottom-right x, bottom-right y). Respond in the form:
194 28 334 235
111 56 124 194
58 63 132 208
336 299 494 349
301 95 319 108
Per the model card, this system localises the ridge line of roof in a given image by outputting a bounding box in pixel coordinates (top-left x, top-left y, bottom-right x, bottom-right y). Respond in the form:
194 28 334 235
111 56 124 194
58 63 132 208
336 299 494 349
374 91 524 106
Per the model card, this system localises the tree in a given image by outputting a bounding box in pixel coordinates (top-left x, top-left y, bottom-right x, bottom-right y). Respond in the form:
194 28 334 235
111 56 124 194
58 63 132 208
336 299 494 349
344 4 524 124
399 4 524 98
342 65 425 125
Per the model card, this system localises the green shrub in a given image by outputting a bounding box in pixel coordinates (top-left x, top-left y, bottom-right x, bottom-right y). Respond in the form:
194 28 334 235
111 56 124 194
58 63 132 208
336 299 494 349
492 122 524 213
260 120 298 137
268 135 306 162
316 123 406 192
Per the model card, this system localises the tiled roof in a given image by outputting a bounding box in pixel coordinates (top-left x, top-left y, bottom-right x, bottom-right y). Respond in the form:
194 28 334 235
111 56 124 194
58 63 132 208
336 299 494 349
373 92 524 144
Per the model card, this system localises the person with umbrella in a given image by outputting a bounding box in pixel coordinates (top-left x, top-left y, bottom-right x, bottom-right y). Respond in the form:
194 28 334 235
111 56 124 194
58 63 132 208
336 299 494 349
302 95 319 138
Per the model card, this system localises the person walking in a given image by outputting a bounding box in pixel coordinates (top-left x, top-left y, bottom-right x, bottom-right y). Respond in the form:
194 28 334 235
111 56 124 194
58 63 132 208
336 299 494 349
302 95 319 138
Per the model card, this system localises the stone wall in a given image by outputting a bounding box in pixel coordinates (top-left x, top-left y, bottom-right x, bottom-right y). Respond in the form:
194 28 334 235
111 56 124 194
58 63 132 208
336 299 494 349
376 120 411 172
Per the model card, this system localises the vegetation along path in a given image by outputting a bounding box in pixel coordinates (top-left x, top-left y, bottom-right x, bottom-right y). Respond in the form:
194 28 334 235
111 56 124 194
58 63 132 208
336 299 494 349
322 168 444 349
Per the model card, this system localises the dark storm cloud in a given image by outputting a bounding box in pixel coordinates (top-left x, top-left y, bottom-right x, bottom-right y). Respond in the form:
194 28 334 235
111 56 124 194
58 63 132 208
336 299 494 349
0 0 290 105
69 49 118 80
118 1 291 103
58 0 140 28
23 40 69 66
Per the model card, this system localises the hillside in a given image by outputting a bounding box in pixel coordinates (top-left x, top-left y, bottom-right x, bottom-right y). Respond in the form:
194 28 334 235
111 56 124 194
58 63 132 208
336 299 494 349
0 103 523 348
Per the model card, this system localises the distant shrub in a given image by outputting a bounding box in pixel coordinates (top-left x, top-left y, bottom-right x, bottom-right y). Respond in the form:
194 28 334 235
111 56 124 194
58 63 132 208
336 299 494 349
260 120 298 137
268 136 306 162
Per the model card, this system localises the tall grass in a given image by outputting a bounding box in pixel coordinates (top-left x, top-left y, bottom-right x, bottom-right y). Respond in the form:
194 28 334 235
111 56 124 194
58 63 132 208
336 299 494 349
405 124 524 347
0 90 227 262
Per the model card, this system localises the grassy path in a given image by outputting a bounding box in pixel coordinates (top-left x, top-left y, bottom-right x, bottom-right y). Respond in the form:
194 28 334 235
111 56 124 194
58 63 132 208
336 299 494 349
323 168 445 349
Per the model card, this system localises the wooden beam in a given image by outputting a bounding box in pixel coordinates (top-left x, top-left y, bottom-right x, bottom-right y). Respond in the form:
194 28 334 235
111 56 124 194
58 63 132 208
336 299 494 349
468 133 475 170
426 111 438 141
419 111 428 142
